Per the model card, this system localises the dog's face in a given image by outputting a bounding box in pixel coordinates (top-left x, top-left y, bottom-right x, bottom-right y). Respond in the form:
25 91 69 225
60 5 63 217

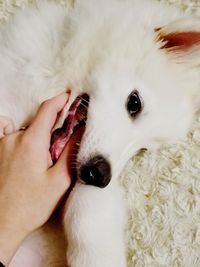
59 3 200 188
76 48 194 187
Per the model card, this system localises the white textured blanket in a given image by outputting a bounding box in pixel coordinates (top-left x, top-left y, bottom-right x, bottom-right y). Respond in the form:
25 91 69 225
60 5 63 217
1 1 200 267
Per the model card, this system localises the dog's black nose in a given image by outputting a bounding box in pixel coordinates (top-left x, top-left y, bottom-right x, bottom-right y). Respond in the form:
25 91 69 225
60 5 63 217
79 155 111 188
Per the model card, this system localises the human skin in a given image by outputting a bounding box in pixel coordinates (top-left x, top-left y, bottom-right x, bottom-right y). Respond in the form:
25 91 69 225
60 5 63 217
0 93 71 266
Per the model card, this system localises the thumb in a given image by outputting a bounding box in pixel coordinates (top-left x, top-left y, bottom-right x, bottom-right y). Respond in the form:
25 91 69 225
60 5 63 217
27 93 69 144
47 142 72 197
48 126 85 193
49 144 71 190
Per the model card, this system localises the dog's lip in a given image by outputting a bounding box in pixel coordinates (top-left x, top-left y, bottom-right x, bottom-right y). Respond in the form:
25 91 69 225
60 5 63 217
50 93 89 169
66 125 86 181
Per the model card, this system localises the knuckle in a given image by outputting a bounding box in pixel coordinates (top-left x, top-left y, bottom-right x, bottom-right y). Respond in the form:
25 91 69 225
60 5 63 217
41 99 51 109
21 134 34 151
0 132 17 151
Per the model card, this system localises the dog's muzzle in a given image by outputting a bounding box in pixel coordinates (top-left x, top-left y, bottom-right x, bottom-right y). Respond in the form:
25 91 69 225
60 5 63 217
79 155 112 188
50 94 112 189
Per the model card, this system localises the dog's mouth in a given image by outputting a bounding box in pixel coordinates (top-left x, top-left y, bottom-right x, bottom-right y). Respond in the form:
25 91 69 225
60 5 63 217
50 93 89 178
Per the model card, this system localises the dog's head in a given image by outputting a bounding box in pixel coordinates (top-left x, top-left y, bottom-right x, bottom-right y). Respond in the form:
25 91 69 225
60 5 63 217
53 1 200 188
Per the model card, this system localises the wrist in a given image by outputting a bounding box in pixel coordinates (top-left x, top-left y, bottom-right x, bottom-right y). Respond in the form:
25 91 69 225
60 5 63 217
0 220 28 265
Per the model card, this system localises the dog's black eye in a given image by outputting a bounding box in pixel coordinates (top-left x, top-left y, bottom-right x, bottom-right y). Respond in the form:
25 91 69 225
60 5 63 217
126 91 142 117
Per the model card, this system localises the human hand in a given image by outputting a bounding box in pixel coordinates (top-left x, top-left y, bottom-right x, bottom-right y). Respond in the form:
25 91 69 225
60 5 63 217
0 93 71 265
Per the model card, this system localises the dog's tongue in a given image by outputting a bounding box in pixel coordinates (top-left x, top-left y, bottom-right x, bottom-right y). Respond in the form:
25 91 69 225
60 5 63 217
50 94 89 164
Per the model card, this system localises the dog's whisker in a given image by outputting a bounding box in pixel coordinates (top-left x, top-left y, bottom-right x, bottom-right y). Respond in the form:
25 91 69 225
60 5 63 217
69 162 77 165
70 148 80 153
79 102 89 108
69 165 78 168
80 97 89 104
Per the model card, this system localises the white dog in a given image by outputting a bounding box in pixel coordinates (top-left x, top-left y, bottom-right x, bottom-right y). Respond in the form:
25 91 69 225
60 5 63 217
1 0 200 266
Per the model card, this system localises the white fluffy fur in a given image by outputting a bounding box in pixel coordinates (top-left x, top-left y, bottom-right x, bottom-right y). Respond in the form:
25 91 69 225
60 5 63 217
0 0 200 266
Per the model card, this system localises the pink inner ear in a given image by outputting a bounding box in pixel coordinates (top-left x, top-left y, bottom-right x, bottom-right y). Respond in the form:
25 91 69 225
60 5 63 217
157 31 200 51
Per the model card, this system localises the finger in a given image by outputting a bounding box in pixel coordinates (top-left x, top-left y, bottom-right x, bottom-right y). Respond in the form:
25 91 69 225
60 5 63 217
0 126 4 138
47 126 85 194
0 117 15 138
4 123 14 135
27 93 69 142
48 143 71 193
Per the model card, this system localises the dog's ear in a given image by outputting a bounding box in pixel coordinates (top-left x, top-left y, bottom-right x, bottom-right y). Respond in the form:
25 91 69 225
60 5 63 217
155 17 200 56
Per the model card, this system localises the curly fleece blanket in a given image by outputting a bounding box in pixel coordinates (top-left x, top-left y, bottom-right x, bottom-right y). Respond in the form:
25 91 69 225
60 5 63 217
1 0 200 267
